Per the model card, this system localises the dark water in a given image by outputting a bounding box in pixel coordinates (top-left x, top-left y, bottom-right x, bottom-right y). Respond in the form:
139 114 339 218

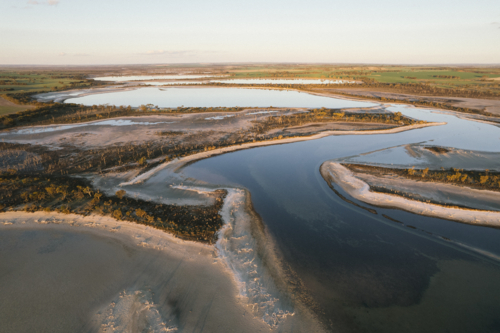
183 106 500 332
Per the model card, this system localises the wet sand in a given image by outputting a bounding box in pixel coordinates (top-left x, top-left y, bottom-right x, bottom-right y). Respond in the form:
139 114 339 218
0 208 324 332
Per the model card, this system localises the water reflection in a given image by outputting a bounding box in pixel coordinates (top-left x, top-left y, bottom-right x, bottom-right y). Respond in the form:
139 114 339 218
210 79 354 85
93 74 222 81
65 87 378 109
182 105 500 332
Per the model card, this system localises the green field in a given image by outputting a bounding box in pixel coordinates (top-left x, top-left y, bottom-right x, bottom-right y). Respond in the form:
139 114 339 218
0 71 90 95
227 65 500 92
0 69 106 115
0 104 31 116
1 64 499 117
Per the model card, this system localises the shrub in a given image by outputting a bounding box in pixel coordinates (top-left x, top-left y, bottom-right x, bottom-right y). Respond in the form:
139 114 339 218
112 209 123 220
115 189 126 199
135 208 147 218
480 175 489 184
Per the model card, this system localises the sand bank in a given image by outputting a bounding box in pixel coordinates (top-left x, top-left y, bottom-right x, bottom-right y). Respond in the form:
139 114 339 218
321 162 500 227
354 171 500 212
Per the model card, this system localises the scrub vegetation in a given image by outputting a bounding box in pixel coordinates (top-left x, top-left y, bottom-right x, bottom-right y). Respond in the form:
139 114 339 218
0 97 244 130
343 163 500 192
0 172 225 243
2 63 494 244
251 109 424 133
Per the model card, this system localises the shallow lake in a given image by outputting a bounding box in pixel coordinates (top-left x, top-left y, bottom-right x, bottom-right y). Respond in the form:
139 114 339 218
64 87 377 109
210 79 353 85
93 74 220 81
136 79 354 86
182 105 500 332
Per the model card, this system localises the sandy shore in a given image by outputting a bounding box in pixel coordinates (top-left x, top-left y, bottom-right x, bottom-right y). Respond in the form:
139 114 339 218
34 85 139 103
320 162 500 227
0 210 325 332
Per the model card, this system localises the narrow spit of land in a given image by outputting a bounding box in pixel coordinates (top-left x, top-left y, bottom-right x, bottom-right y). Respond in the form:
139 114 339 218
320 162 500 227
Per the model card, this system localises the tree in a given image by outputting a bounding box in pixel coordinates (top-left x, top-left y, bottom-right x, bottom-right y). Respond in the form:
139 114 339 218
115 189 126 199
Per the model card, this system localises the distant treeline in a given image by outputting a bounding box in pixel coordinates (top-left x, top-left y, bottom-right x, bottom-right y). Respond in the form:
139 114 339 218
433 75 460 79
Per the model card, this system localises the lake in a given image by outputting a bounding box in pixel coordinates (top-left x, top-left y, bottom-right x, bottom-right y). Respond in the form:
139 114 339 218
65 87 377 109
182 105 500 332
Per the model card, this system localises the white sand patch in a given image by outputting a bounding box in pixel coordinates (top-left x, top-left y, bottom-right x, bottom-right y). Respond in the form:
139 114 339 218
204 114 235 120
321 162 500 227
216 188 294 327
170 185 324 330
246 110 279 115
95 289 177 332
2 119 175 135
171 185 295 326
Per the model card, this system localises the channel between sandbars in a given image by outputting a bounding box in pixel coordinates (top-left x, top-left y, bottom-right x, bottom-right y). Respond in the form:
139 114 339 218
120 121 446 187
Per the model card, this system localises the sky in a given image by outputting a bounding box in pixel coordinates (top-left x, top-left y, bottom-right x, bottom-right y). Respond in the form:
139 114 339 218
1 0 499 65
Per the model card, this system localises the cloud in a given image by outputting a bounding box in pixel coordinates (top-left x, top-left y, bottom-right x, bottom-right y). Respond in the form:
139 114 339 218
58 52 91 57
27 0 59 5
144 50 168 55
139 50 200 57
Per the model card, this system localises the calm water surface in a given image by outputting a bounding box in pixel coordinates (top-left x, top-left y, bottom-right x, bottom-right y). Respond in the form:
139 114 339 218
183 106 500 332
210 79 354 85
93 75 220 81
137 79 354 86
65 87 377 109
